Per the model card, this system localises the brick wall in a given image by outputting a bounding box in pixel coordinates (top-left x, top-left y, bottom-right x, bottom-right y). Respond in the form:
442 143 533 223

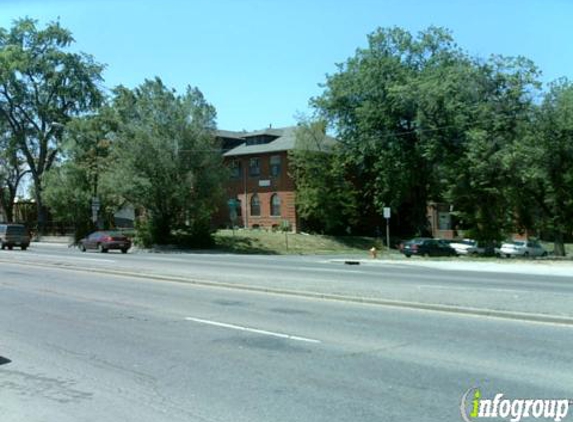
215 151 299 232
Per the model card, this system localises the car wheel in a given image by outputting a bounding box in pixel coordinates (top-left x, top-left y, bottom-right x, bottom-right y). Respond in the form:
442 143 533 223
0 243 5 250
121 248 128 254
8 245 13 250
98 243 107 253
542 251 548 257
506 254 511 258
405 254 411 258
523 251 529 257
21 246 27 251
80 243 86 252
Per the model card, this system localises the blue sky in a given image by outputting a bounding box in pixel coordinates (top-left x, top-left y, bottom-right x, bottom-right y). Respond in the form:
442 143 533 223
1 0 572 131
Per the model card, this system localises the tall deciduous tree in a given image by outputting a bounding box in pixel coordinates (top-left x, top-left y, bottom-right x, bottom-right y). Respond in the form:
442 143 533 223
445 56 541 244
0 18 104 232
290 119 358 234
43 109 117 240
311 26 542 243
312 26 473 235
0 120 29 222
103 78 225 245
514 79 573 256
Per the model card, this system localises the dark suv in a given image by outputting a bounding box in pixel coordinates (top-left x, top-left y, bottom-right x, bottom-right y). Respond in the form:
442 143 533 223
400 237 456 258
0 224 31 250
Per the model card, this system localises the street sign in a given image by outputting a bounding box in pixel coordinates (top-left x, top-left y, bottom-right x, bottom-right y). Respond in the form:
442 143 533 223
383 207 391 249
227 199 239 235
91 197 100 223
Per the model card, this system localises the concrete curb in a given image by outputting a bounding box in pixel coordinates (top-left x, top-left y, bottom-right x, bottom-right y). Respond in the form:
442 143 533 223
2 257 573 327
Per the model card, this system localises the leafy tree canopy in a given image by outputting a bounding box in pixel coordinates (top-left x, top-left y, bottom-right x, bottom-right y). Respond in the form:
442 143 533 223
0 18 104 230
101 78 225 245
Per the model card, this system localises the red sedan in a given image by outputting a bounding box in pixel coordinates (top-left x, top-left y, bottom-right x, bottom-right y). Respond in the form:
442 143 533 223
79 231 132 253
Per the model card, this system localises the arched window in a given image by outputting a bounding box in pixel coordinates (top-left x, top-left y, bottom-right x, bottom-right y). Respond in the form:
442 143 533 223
270 194 281 216
250 194 260 216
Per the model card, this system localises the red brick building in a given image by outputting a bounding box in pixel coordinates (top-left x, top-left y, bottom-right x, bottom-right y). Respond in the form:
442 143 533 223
215 127 300 232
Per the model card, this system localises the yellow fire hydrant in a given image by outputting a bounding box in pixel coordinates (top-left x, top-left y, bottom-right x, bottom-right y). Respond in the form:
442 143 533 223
369 247 378 259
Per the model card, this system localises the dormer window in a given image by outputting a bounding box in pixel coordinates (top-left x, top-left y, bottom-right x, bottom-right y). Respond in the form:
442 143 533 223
245 134 279 146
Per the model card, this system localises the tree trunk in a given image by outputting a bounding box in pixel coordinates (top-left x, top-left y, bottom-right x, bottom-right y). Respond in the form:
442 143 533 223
5 202 14 222
554 231 566 257
0 188 15 222
34 181 47 236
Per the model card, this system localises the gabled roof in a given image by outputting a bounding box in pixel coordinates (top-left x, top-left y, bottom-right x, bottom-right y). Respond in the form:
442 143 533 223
216 130 247 140
223 126 337 157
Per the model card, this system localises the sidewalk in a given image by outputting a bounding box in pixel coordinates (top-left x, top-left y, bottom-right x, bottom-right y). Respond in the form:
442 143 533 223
32 236 74 246
332 256 573 277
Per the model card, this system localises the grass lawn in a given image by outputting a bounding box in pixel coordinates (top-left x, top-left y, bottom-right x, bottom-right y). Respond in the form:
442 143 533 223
213 229 386 255
539 240 573 256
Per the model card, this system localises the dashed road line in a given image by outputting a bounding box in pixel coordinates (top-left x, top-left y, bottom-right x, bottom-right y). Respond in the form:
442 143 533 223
185 317 321 344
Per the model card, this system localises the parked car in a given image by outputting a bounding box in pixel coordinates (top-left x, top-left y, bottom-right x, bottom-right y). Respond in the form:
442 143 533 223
79 231 131 253
400 238 457 258
0 223 30 251
498 240 547 258
449 239 486 256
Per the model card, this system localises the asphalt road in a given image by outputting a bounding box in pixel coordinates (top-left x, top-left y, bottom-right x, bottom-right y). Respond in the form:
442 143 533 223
2 244 573 317
1 262 572 421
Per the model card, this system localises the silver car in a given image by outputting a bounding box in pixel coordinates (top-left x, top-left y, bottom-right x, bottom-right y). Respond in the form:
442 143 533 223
499 240 547 258
449 239 486 256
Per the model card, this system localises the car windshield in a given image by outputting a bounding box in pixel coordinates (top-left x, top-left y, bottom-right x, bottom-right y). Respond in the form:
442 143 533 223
410 238 428 244
6 226 26 235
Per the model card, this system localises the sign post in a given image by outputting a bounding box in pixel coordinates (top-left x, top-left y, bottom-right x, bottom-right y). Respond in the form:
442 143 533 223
383 207 391 250
227 199 239 236
91 197 100 226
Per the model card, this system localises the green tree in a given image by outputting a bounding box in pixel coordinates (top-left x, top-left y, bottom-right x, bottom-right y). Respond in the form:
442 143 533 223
311 26 542 242
514 79 573 256
103 78 225 246
0 18 104 232
312 26 473 235
0 119 29 222
445 56 541 244
43 109 117 241
290 119 358 234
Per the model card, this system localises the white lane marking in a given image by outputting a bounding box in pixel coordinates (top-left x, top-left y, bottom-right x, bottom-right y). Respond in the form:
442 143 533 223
185 317 321 344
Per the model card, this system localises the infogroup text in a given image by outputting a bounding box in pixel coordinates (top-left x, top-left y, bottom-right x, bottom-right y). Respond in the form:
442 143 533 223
461 388 571 422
